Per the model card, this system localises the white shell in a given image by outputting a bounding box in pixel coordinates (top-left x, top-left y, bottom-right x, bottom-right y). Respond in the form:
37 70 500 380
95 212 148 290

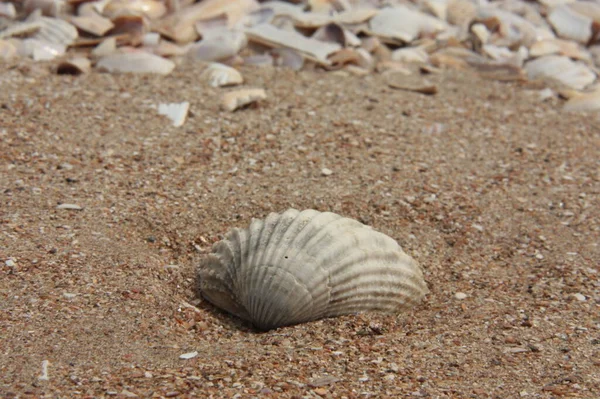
198 209 428 330
547 5 593 44
202 63 243 87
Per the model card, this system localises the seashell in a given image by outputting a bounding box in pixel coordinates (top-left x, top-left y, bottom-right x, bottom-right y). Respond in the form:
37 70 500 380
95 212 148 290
391 47 430 65
563 87 600 112
0 2 17 19
91 36 118 57
0 39 17 60
96 51 176 74
19 38 66 60
547 5 593 44
57 56 92 74
525 55 596 90
202 62 243 87
312 23 361 47
367 5 447 45
446 0 477 28
272 48 303 70
423 0 448 21
221 88 266 112
529 39 592 63
157 0 259 43
23 0 64 17
70 14 115 36
103 0 167 20
158 102 190 127
187 28 247 62
198 209 428 330
245 23 341 66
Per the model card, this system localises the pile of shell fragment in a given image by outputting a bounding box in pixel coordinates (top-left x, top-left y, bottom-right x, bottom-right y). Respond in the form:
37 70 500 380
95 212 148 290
1 0 600 118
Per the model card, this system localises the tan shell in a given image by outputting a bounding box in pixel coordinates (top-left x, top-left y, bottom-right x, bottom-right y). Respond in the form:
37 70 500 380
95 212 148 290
198 209 428 330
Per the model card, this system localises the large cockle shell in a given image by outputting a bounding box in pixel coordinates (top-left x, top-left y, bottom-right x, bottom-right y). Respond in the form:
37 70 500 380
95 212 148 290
198 209 428 330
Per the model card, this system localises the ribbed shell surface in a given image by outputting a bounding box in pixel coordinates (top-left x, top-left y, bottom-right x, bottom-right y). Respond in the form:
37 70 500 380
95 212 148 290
198 209 428 330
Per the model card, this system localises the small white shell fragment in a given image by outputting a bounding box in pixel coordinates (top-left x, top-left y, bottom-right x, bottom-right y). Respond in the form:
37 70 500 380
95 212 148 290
158 102 190 127
564 88 600 112
57 203 83 210
198 209 428 330
525 55 596 90
32 16 79 47
471 23 490 44
0 21 42 39
547 5 592 44
321 168 333 176
92 37 118 57
529 39 591 62
391 47 429 64
142 32 161 46
38 360 50 381
455 292 468 300
97 52 176 75
179 351 199 360
245 23 340 65
188 28 247 62
0 2 17 19
202 63 243 87
221 88 266 111
368 6 447 44
63 292 77 299
0 39 17 60
5 259 16 267
572 293 586 301
57 57 92 75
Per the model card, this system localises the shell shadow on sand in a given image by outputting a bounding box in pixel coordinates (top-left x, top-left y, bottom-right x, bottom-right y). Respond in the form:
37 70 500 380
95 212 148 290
196 209 429 331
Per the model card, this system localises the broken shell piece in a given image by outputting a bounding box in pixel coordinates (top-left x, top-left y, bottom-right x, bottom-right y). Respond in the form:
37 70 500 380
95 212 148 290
158 102 190 127
525 55 596 90
20 38 66 60
30 16 79 47
0 2 17 19
202 63 243 87
23 0 63 17
368 6 447 44
0 39 17 60
563 88 600 112
198 209 428 330
57 56 91 74
103 0 167 19
187 28 247 61
91 36 117 57
245 23 341 66
391 47 429 64
548 5 593 45
529 39 591 62
70 14 115 36
96 51 175 74
388 73 438 95
272 48 304 70
221 88 266 111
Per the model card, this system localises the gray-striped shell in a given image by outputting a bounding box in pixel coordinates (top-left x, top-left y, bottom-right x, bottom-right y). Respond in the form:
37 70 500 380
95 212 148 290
198 209 428 330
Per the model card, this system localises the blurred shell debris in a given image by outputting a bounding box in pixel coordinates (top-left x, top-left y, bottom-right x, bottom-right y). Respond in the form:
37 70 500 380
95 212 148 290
2 0 600 112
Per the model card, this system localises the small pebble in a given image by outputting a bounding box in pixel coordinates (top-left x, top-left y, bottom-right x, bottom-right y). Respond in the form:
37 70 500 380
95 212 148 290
321 168 333 176
63 293 77 299
179 351 198 360
57 203 83 210
573 293 586 301
5 259 16 267
455 292 467 300
121 390 138 398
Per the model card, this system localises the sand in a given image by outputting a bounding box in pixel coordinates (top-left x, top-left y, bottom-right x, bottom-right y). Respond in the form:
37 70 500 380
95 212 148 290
1 59 599 398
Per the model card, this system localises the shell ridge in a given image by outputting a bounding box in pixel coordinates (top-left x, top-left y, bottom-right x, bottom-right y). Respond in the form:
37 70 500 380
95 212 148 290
252 209 302 322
